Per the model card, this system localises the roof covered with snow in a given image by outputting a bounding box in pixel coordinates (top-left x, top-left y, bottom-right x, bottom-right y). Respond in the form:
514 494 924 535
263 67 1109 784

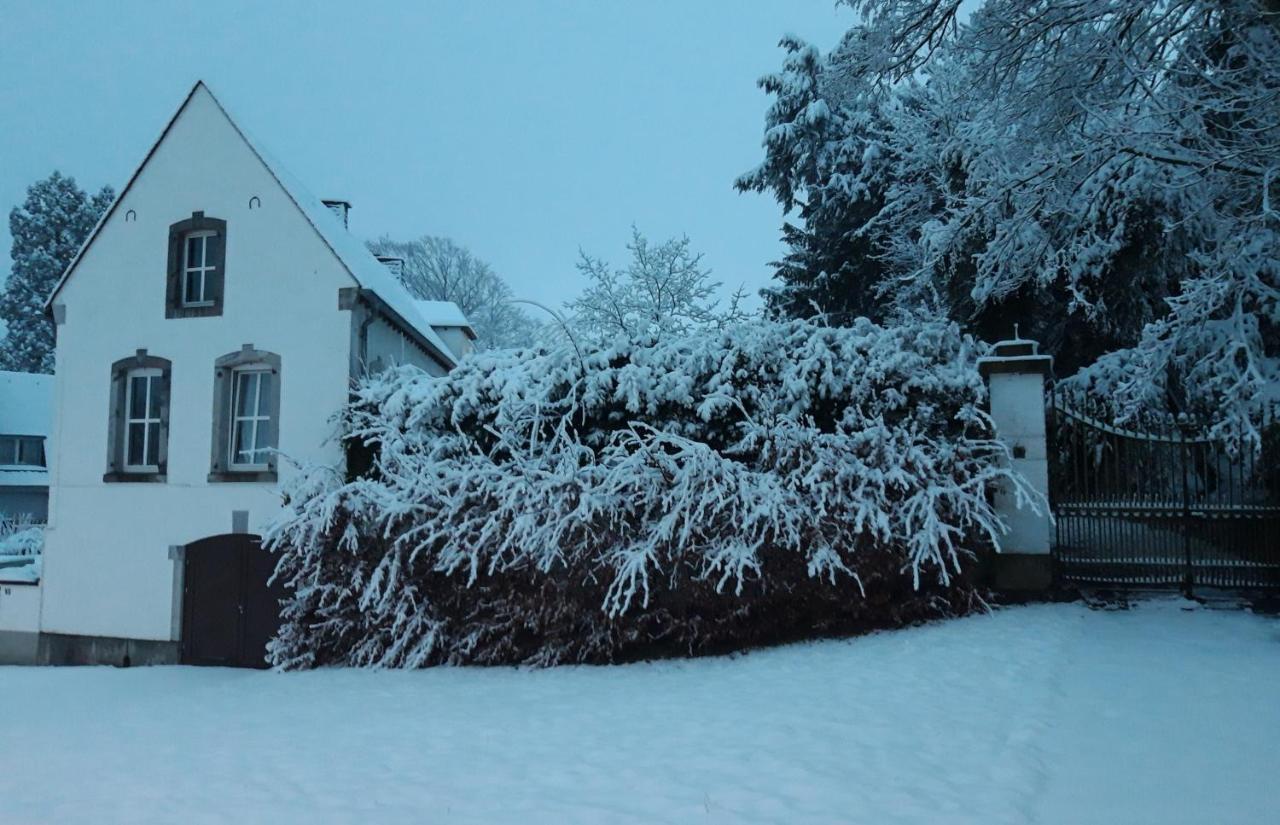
412 300 474 336
205 86 460 369
45 82 459 370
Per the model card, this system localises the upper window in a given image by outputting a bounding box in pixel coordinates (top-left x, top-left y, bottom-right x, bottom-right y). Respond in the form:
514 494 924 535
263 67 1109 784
166 212 226 318
183 230 218 307
210 347 281 483
105 351 171 482
0 435 45 468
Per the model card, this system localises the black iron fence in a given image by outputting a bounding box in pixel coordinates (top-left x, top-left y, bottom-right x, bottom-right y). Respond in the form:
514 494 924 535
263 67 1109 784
1048 390 1280 590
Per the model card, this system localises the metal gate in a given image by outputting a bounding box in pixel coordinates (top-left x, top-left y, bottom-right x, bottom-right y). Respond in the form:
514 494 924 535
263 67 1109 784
1048 390 1280 590
181 533 286 668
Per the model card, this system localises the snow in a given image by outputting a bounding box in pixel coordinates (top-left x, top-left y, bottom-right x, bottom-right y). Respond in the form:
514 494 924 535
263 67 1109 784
412 299 473 333
1 599 1276 824
266 318 1036 667
0 554 39 583
211 85 461 370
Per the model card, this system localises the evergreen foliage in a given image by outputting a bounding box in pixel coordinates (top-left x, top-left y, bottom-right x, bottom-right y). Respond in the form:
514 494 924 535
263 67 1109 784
0 172 113 373
741 1 1280 438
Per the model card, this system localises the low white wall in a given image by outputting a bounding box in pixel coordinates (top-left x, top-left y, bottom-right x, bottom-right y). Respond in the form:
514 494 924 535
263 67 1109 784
0 582 42 634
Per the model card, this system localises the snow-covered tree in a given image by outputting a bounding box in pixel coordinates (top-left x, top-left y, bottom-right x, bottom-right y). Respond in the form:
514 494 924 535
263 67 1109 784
264 317 1036 668
367 235 538 349
742 1 1280 440
0 172 113 373
735 35 897 325
567 228 749 343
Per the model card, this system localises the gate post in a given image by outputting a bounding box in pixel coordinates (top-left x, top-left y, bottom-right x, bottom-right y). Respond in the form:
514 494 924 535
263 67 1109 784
978 334 1054 591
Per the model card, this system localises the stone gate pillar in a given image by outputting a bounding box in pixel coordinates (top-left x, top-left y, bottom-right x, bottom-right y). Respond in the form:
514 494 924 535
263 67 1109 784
977 335 1053 590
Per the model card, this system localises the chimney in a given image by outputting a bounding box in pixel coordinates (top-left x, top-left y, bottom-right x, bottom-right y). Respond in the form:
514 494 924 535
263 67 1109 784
321 199 351 229
376 255 405 279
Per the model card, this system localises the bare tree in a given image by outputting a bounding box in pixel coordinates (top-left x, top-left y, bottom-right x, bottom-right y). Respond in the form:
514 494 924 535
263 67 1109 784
567 228 749 343
368 235 537 349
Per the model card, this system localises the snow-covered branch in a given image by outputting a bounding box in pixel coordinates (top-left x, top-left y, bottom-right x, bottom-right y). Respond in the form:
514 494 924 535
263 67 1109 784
264 319 1031 668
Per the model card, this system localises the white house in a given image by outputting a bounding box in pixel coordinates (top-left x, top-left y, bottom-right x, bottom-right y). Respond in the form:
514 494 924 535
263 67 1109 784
0 81 473 667
0 370 53 521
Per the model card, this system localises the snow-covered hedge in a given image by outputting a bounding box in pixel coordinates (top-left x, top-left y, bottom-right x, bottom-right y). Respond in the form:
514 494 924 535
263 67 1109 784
265 319 1034 668
0 516 43 557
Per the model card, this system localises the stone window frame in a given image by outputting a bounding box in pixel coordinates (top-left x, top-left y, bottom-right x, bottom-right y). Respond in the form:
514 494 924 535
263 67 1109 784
209 346 281 484
104 350 171 483
166 212 226 319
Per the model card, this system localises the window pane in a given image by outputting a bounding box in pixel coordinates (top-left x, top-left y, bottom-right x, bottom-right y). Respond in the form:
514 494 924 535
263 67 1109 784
127 422 147 466
235 372 258 416
184 270 203 303
254 415 273 456
17 438 44 466
129 375 148 419
0 436 15 464
186 235 202 267
146 422 161 467
233 420 256 465
148 377 163 418
256 373 273 416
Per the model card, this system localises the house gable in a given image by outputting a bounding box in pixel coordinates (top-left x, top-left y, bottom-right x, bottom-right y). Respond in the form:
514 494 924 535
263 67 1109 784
48 81 457 371
50 82 360 315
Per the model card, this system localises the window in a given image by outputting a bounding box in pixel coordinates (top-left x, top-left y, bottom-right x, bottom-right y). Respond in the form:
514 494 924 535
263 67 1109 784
105 352 171 482
166 212 226 318
183 230 218 306
229 368 273 469
210 347 280 482
0 436 45 467
123 368 163 470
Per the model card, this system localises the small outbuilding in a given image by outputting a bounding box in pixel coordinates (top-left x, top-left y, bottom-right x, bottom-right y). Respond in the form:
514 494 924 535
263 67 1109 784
0 370 52 522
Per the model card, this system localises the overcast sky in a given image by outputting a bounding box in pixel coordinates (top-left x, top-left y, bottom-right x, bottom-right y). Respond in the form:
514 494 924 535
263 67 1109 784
1 1 850 311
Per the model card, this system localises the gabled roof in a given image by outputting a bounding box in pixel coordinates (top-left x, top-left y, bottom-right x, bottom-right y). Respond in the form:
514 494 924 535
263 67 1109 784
45 81 458 369
412 300 476 338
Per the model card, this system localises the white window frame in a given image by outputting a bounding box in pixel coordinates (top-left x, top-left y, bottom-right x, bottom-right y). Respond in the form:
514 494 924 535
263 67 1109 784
123 367 163 472
182 230 218 307
227 366 274 472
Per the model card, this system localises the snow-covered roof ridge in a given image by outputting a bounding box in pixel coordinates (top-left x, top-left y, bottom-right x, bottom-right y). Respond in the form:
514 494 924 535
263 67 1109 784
412 300 475 338
197 84 459 368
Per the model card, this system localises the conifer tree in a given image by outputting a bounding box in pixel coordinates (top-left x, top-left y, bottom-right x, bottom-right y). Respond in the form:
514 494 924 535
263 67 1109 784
0 172 113 373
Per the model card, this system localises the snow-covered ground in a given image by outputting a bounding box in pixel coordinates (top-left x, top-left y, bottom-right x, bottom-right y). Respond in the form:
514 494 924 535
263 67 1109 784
1 597 1276 824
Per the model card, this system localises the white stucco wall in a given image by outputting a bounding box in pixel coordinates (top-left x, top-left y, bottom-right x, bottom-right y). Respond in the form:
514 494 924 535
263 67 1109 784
988 371 1051 555
0 583 42 634
41 87 357 642
432 327 474 363
364 314 448 377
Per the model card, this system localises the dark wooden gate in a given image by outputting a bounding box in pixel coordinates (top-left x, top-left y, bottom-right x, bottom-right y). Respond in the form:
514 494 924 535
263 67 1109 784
181 534 286 668
1048 390 1280 590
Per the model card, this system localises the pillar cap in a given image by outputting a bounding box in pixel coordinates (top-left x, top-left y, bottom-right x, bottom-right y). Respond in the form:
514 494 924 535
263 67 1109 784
978 335 1053 378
